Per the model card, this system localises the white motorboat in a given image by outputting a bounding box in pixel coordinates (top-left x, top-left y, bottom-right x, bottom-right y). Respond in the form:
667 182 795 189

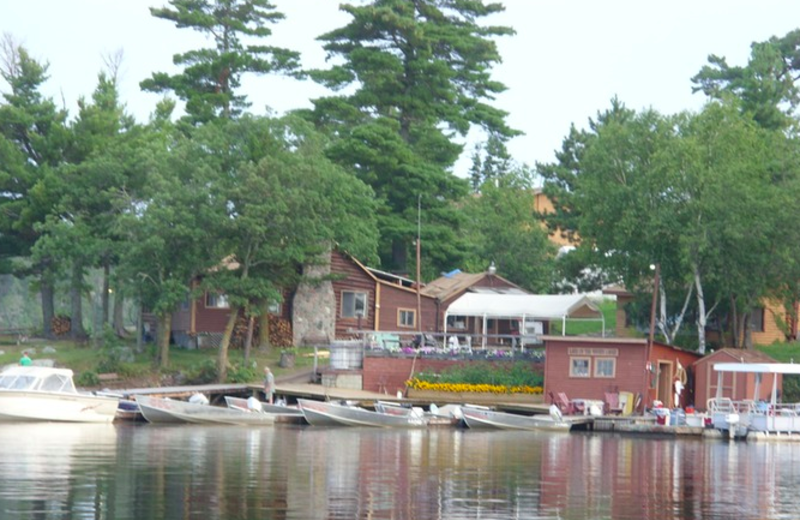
136 395 275 425
0 366 119 423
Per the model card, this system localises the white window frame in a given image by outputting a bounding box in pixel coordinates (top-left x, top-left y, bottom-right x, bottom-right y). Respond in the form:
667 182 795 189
594 357 616 378
206 292 229 309
341 291 367 318
268 301 281 315
570 356 591 378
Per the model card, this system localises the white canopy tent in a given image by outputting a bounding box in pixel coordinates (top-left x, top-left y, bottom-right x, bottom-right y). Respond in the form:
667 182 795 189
444 293 605 348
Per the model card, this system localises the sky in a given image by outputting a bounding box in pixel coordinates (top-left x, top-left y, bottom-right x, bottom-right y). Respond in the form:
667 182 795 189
3 1 800 177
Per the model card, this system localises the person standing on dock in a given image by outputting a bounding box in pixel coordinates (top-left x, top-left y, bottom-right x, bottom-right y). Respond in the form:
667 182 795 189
19 351 32 366
264 367 275 404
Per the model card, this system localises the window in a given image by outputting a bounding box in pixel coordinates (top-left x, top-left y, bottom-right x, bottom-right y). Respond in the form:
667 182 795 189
447 315 466 329
570 357 590 378
206 292 229 309
750 308 765 333
268 301 281 315
341 291 367 318
594 358 616 378
398 309 416 328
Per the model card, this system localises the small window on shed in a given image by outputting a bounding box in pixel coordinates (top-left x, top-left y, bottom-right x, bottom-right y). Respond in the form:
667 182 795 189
570 357 590 378
594 358 616 378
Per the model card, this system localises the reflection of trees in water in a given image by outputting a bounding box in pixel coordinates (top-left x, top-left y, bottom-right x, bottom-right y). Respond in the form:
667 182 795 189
5 425 800 518
0 423 117 517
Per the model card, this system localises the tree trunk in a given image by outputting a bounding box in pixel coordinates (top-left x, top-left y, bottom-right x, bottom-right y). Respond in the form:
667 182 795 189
113 290 126 336
136 303 143 354
693 265 707 355
102 262 110 326
243 316 255 365
730 296 740 348
40 279 55 338
157 313 171 367
217 306 239 382
743 312 754 349
257 308 271 351
391 238 408 273
70 263 87 340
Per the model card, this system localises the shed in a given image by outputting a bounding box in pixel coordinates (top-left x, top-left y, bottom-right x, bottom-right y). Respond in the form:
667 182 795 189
543 336 702 412
692 348 780 412
444 293 605 347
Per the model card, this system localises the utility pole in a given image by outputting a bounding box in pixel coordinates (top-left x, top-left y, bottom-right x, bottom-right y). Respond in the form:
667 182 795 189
645 262 660 410
416 194 422 332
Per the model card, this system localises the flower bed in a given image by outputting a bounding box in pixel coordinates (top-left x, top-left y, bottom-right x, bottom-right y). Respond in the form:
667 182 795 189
406 388 545 405
405 378 544 405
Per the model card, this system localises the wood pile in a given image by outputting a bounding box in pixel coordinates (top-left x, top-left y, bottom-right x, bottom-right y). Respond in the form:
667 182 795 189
51 315 71 336
269 317 292 348
230 314 293 348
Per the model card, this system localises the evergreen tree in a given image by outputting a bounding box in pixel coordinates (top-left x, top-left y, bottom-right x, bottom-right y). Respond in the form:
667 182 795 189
304 0 517 275
0 39 70 337
141 0 300 124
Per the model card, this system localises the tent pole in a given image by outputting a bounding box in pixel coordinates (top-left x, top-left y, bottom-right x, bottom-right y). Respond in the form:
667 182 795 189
601 315 606 337
482 314 487 349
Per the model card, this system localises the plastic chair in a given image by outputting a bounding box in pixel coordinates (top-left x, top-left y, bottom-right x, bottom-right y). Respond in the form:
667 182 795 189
605 392 623 415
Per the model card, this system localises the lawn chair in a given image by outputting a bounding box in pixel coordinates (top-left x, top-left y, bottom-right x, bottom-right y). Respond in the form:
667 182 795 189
605 392 624 415
553 392 583 415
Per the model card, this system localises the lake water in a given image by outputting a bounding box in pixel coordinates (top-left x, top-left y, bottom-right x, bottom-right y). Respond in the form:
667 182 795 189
0 422 797 519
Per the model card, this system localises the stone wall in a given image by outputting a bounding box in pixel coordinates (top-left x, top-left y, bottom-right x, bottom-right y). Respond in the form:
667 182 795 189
292 254 335 346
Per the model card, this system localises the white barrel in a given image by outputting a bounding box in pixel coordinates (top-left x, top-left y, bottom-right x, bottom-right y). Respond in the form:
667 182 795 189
330 341 363 369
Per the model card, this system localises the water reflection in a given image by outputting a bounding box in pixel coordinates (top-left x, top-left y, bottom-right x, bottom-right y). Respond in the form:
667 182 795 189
1 424 800 519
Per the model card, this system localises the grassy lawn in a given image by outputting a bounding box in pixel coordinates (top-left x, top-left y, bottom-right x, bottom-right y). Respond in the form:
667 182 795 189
0 334 321 387
549 299 618 336
757 342 800 362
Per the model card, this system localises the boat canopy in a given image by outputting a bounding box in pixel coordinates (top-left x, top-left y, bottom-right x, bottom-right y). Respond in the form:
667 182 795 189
444 293 605 338
0 366 77 393
713 363 800 375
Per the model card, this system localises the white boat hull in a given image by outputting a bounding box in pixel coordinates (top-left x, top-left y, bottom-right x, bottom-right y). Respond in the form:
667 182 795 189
137 395 274 425
462 406 571 432
0 391 119 423
299 399 428 428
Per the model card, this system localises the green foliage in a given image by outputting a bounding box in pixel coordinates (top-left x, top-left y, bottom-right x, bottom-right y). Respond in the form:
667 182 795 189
75 370 100 387
142 0 300 124
692 29 800 130
183 359 218 385
305 0 517 275
416 361 543 388
461 170 556 292
226 364 258 383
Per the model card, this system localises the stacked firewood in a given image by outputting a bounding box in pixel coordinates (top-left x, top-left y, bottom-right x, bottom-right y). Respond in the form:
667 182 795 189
229 315 292 348
51 315 71 336
229 314 255 349
269 317 292 348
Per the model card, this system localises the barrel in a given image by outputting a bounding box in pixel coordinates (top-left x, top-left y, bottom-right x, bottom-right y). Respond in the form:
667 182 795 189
329 341 363 369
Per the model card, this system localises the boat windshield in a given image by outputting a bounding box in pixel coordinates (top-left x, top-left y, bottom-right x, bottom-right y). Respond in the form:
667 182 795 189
0 372 77 393
0 374 37 390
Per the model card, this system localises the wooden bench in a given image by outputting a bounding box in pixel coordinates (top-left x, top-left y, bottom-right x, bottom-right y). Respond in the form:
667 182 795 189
97 372 120 383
